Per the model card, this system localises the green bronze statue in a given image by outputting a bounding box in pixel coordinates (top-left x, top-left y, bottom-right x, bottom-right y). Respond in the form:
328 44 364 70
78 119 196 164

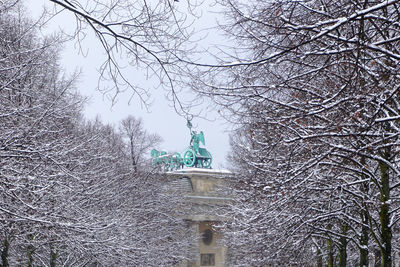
190 131 204 155
151 119 213 171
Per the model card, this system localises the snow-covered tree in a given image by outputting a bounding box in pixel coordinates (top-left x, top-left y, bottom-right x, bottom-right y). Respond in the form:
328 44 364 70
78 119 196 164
119 115 162 173
42 0 203 108
188 0 400 266
0 2 194 265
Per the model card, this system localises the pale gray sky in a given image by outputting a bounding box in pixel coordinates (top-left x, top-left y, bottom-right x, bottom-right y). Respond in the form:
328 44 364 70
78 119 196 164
26 0 231 168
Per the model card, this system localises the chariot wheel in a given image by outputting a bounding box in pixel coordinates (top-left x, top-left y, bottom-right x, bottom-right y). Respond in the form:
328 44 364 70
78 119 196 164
183 149 196 167
202 152 212 168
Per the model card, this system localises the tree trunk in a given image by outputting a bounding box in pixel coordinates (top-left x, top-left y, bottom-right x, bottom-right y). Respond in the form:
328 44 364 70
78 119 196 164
50 246 57 267
379 157 392 267
360 204 369 267
130 139 138 173
1 238 9 267
338 223 348 267
327 230 334 267
26 234 34 267
360 157 369 267
27 246 34 267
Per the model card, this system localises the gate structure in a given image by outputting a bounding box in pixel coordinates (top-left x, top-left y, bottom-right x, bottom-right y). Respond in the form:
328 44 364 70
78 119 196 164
168 168 232 267
151 120 232 266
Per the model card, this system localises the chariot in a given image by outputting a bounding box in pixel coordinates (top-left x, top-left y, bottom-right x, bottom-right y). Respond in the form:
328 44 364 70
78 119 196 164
151 120 213 171
182 130 212 168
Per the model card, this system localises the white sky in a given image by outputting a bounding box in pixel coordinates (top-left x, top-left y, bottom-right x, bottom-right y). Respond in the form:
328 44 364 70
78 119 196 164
25 0 231 169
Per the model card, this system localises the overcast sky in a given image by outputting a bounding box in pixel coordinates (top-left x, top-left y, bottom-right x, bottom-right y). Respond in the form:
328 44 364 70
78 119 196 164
25 0 231 169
